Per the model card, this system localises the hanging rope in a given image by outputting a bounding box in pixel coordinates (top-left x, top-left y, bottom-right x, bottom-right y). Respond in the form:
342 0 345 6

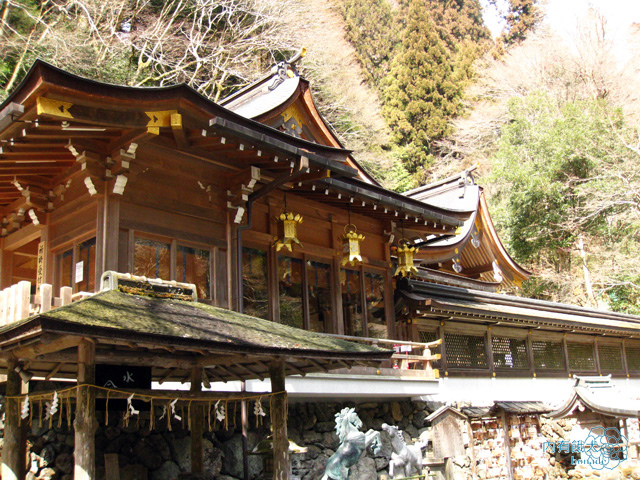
5 385 286 431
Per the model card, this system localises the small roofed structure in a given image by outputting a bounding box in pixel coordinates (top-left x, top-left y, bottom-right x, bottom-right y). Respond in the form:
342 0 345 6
0 273 392 480
548 376 640 419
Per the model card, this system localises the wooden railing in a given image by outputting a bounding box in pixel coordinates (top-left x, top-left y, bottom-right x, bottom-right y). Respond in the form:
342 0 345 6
318 333 442 378
0 281 92 326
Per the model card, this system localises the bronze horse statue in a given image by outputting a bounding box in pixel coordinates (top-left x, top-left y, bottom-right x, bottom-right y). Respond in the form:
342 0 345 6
322 407 382 480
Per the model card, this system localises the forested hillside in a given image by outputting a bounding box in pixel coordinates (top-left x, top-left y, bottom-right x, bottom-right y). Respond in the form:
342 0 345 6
2 0 639 313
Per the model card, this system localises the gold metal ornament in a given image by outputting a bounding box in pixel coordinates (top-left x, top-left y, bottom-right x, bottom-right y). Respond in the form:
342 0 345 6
341 224 365 266
274 212 303 252
394 240 419 277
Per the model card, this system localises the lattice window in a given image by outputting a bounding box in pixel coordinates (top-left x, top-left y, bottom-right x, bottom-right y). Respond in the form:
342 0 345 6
492 336 529 369
532 340 565 370
567 342 596 371
419 330 438 344
626 346 640 371
445 333 487 368
598 344 623 372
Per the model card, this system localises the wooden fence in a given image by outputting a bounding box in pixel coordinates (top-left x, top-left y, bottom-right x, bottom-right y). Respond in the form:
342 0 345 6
0 281 91 326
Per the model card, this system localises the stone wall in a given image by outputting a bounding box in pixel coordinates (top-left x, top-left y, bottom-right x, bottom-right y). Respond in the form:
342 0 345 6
13 400 430 480
8 397 640 480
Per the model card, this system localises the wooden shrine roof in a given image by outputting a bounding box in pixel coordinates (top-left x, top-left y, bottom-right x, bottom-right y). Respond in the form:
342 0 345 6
397 279 640 336
219 56 379 185
404 168 530 290
547 376 640 418
0 289 392 382
0 60 463 235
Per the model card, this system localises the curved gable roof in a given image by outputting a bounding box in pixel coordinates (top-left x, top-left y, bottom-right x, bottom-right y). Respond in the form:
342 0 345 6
220 62 378 185
405 168 530 291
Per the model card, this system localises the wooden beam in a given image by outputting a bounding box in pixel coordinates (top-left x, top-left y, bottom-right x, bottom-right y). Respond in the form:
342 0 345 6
284 360 306 377
461 262 493 276
45 362 66 381
307 358 329 373
74 340 97 480
11 335 82 360
107 129 155 153
1 357 23 480
236 363 265 381
203 367 225 383
500 409 514 480
158 367 181 384
39 349 197 369
269 359 289 480
197 353 252 367
3 223 43 251
216 365 245 382
171 113 189 149
190 366 204 474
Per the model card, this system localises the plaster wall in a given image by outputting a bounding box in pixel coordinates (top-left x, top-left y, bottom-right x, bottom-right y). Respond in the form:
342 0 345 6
426 376 640 406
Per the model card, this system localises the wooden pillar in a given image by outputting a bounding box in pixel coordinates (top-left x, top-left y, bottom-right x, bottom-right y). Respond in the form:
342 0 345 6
74 340 97 480
269 359 289 480
1 357 23 480
241 381 249 480
500 410 514 480
466 418 478 480
190 367 204 474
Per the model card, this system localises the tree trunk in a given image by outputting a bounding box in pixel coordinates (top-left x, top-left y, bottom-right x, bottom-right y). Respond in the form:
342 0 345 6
74 340 97 480
1 358 23 480
269 360 289 480
190 367 204 474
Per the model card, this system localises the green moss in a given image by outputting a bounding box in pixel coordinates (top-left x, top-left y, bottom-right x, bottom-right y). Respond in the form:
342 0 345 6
32 290 390 356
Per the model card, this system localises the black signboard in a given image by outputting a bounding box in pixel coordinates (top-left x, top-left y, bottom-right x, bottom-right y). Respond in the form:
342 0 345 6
96 365 152 389
95 365 152 413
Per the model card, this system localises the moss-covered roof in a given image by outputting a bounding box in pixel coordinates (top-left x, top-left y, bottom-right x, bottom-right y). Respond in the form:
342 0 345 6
1 290 391 360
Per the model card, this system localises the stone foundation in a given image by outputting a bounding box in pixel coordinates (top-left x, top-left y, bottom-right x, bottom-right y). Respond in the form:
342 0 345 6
4 399 640 480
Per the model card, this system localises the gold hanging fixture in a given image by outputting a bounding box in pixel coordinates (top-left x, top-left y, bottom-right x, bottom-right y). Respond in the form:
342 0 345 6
274 212 303 252
395 239 419 277
341 224 365 266
274 194 303 252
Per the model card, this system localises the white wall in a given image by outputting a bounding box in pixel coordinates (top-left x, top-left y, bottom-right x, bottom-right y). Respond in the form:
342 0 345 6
423 376 640 407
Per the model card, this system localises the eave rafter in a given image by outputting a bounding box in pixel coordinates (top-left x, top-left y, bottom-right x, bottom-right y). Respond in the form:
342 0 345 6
0 329 363 383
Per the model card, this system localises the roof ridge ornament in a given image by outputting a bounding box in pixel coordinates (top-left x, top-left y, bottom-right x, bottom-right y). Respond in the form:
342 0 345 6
100 271 197 302
268 47 307 91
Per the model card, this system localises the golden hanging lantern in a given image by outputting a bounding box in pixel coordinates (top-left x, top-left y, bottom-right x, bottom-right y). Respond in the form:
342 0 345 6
394 240 419 277
274 212 303 252
341 224 365 266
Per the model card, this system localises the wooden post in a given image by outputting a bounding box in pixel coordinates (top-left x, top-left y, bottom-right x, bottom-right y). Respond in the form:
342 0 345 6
269 359 289 480
500 410 514 480
190 367 204 474
74 339 97 480
466 418 478 480
241 381 249 480
1 357 23 480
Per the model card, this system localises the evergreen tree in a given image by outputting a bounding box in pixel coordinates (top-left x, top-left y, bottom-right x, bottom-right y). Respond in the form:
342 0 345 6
501 0 540 45
341 0 398 89
383 0 462 176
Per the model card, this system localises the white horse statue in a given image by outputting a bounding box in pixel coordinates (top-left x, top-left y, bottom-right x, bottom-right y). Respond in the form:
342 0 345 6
381 423 426 479
322 407 382 480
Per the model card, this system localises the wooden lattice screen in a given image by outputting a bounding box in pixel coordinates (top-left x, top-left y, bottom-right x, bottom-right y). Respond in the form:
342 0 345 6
597 344 624 372
418 330 438 344
532 340 565 371
444 332 487 368
626 346 640 371
492 336 529 369
567 342 596 371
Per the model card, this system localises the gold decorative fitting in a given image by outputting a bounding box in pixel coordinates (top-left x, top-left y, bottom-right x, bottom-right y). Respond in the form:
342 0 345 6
341 224 365 266
274 212 303 252
394 240 419 277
